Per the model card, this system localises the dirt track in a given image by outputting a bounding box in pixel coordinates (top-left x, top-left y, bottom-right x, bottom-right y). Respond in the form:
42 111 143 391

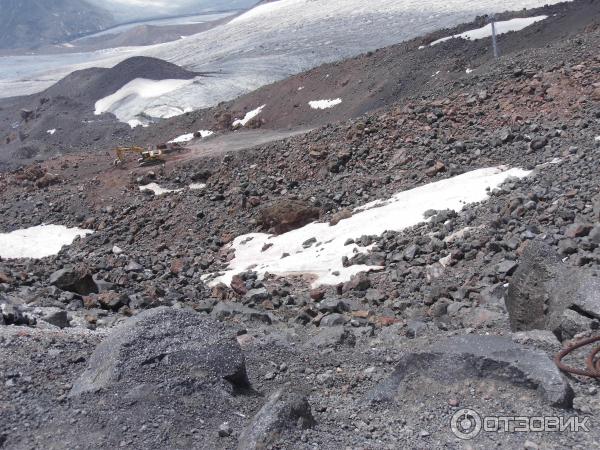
184 128 313 160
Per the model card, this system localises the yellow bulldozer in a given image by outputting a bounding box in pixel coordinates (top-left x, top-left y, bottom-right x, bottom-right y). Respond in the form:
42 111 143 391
113 146 164 167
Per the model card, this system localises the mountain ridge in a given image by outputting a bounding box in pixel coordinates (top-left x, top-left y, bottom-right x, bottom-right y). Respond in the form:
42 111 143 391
0 0 114 50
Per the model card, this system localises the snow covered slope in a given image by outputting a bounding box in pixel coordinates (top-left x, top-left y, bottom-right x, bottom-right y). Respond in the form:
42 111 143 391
0 0 570 124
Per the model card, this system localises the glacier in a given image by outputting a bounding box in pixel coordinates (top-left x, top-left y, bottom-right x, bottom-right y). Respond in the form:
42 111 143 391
0 0 571 124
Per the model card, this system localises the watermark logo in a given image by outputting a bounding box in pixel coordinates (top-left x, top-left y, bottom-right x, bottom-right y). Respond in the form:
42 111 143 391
451 409 483 439
450 408 591 440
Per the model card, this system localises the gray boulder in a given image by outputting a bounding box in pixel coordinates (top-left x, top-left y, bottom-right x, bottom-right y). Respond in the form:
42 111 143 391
304 326 355 349
367 335 573 408
506 241 600 334
49 266 98 296
70 307 248 396
212 302 273 324
41 309 70 328
505 241 560 331
238 387 315 450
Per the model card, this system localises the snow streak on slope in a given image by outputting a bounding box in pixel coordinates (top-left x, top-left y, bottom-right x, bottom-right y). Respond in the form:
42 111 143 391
167 130 213 143
309 99 343 110
208 166 531 288
430 15 549 46
232 105 266 127
1 1 570 117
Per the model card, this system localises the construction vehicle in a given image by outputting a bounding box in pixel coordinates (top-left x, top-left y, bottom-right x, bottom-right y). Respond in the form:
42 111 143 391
113 146 164 166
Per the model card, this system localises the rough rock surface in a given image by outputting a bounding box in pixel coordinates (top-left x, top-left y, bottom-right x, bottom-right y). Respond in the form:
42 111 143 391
368 335 574 408
70 306 248 396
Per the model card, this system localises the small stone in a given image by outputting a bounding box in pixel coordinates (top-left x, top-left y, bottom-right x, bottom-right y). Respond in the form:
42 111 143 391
448 398 459 407
565 223 592 238
218 422 232 437
523 440 539 450
42 310 70 329
320 313 346 327
425 161 446 177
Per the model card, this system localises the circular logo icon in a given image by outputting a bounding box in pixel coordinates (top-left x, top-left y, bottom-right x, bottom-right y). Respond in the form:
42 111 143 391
451 408 482 440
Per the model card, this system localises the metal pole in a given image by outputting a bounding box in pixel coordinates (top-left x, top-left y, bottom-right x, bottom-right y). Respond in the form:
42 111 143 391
491 15 499 59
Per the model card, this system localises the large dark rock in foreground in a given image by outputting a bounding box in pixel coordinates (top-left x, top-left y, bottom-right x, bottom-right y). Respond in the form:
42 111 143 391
368 335 574 408
71 306 248 396
506 241 600 337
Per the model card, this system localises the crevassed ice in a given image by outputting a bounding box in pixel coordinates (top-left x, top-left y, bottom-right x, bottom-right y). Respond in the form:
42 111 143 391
207 166 531 288
94 78 194 124
3 1 569 111
0 225 93 259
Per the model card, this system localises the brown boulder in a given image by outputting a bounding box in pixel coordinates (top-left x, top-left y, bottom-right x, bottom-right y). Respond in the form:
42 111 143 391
257 200 320 234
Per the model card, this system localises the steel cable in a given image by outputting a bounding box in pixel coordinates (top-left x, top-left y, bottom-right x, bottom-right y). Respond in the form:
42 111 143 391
555 336 600 378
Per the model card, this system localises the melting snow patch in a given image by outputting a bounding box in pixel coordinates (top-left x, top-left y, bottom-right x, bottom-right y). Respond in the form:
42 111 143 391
595 136 600 142
168 130 213 143
232 105 266 127
46 129 56 135
0 225 93 259
208 166 531 288
139 183 184 196
430 16 549 46
94 78 194 125
189 183 207 190
309 99 342 110
466 68 474 74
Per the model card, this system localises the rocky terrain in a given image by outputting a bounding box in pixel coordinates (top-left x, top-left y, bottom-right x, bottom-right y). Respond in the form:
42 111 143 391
1 1 600 449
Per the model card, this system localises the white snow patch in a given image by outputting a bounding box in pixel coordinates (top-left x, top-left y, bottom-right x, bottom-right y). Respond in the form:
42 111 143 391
189 183 207 190
309 99 342 110
208 166 531 288
127 119 148 128
232 105 266 127
595 136 600 142
430 15 549 46
94 78 194 123
139 183 184 196
0 225 93 259
167 130 213 144
46 129 56 135
466 68 474 74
